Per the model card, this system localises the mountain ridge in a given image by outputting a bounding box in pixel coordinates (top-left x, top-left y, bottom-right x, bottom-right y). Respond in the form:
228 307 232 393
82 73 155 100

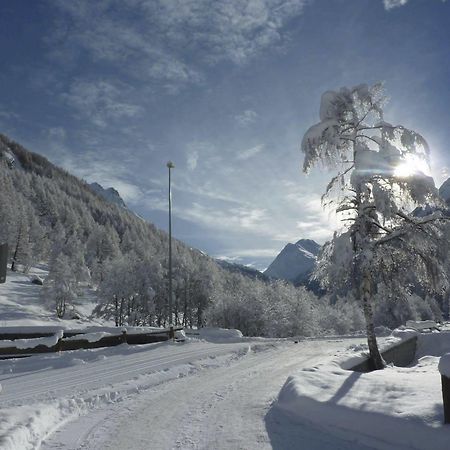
264 238 321 285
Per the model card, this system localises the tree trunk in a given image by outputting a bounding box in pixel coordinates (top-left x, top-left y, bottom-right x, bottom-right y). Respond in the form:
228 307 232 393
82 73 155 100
353 178 384 371
361 268 384 370
11 226 22 271
114 295 119 327
183 281 188 327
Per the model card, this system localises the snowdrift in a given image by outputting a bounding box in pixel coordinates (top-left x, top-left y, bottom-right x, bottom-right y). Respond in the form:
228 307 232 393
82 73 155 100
274 331 450 449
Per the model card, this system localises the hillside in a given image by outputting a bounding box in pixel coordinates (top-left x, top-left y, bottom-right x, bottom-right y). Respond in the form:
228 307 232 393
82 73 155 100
0 134 326 337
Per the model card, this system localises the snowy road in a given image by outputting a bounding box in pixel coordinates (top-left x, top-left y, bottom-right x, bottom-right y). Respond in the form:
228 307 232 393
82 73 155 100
37 338 372 450
0 342 251 404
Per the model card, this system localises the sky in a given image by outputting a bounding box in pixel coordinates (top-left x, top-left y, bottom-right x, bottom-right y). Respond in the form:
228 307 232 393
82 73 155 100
0 0 449 270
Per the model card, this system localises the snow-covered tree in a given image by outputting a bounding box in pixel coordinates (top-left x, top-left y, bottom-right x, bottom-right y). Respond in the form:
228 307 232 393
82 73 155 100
44 253 78 318
302 83 446 369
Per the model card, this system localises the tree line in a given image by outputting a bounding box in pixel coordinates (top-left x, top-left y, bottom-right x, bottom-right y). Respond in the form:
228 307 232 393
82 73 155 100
0 131 447 340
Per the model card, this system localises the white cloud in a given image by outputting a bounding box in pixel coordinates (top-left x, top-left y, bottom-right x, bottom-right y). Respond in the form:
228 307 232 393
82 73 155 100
48 0 309 89
236 144 264 160
0 109 19 120
45 127 66 141
187 150 199 171
235 109 258 127
383 0 409 9
59 152 144 203
61 80 143 127
220 248 279 258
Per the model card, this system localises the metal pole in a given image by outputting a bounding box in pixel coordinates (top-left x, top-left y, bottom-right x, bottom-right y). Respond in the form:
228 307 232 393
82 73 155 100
167 161 174 327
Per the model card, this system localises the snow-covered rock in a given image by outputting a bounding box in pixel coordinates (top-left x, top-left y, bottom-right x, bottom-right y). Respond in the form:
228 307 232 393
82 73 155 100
0 141 21 169
438 353 450 378
89 182 126 208
264 239 320 283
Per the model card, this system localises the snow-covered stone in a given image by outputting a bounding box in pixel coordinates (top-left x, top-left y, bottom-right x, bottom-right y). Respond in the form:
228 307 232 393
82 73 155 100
438 353 450 378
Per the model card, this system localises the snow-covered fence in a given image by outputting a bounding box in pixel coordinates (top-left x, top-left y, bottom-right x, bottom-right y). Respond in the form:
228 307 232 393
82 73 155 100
351 335 418 372
405 320 440 332
0 326 184 358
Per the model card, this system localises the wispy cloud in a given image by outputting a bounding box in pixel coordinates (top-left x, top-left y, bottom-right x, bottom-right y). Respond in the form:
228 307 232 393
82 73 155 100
179 202 268 232
61 80 143 127
48 0 309 90
236 144 264 160
0 109 19 120
235 109 258 127
383 0 446 9
44 126 66 142
58 151 144 203
383 0 409 9
187 150 199 171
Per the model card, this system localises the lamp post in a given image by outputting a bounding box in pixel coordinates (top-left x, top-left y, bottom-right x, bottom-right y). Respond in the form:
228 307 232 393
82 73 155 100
167 161 175 329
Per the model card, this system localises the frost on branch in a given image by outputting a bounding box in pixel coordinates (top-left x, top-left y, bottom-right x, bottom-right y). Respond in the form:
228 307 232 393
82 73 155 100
302 82 438 219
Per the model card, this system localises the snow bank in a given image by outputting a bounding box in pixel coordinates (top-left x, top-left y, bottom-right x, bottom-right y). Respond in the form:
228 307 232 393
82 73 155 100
63 332 113 343
0 330 63 349
66 325 164 335
416 331 450 358
274 331 450 449
185 327 244 342
438 353 450 378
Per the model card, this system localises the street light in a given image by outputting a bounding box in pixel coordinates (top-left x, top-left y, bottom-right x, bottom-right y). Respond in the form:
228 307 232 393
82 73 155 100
167 161 175 328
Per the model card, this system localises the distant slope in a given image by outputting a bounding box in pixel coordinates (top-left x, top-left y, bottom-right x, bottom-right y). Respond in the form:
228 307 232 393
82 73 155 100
215 259 269 281
0 133 282 330
264 239 320 284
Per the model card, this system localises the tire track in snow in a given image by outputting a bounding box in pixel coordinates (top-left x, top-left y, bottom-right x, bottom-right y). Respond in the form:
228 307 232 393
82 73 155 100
0 343 250 404
42 340 366 450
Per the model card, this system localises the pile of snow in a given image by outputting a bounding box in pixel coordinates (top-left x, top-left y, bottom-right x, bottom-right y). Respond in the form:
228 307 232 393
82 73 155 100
0 330 63 349
185 327 244 342
438 353 450 378
63 332 113 343
274 331 450 449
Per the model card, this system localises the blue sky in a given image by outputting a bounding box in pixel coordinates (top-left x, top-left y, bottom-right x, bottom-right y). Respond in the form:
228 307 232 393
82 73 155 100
0 0 449 270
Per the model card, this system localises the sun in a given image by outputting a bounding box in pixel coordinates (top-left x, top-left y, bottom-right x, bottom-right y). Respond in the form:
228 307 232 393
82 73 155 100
394 154 431 178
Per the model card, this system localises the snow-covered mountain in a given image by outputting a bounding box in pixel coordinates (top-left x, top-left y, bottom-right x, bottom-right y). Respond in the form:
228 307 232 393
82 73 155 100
414 178 450 217
89 182 126 208
439 178 450 205
264 239 321 284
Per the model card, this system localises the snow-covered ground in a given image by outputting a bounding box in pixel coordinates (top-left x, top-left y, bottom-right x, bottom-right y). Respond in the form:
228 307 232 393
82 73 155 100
0 335 370 450
38 338 368 450
2 269 450 450
275 331 450 450
0 268 110 329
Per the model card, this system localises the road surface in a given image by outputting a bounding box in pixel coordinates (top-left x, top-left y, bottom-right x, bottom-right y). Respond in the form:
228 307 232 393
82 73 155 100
36 338 372 450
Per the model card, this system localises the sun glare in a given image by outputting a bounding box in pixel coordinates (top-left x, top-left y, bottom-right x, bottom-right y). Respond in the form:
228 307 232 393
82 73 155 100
394 154 430 178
